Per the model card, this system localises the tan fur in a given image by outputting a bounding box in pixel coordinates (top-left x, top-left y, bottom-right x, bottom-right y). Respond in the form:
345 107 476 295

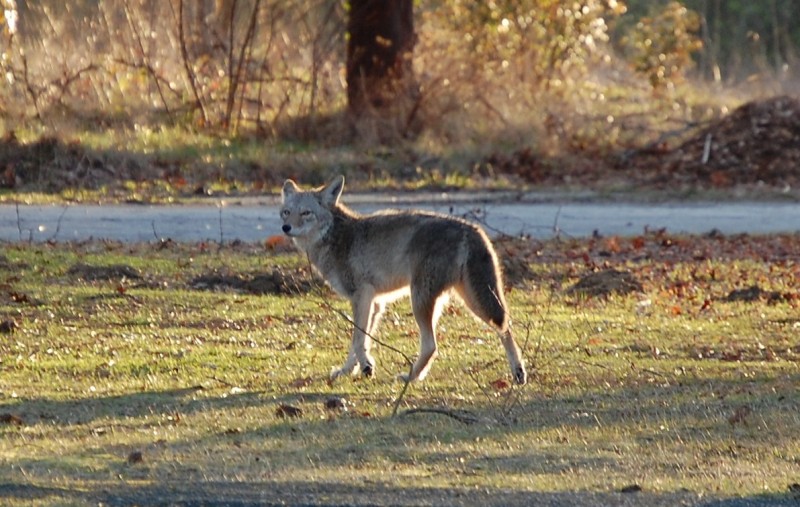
280 175 527 385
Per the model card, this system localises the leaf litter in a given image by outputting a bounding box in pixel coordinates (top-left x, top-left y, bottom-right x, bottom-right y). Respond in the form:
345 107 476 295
1 236 798 503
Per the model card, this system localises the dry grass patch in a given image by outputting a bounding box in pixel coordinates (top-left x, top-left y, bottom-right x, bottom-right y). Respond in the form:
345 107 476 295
0 237 798 505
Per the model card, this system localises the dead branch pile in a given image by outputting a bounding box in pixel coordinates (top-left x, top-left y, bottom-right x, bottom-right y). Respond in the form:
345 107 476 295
633 95 800 189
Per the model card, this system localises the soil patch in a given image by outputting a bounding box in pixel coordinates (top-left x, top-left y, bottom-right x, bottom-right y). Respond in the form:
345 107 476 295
566 269 643 297
3 96 799 199
495 236 538 288
486 96 800 194
0 135 153 192
630 95 800 190
190 267 314 295
724 285 793 304
67 263 141 281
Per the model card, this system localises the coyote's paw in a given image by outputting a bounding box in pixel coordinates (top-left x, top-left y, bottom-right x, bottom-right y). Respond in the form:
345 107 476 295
329 363 358 382
361 363 375 378
329 367 345 383
513 365 528 386
396 369 424 384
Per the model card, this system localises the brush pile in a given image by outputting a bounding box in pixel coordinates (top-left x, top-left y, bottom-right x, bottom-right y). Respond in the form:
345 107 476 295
630 95 800 190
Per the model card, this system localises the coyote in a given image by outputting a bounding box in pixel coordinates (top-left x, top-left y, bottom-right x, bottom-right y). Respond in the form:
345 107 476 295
280 176 527 385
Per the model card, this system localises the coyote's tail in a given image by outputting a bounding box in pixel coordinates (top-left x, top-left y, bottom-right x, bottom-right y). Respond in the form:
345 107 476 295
463 233 508 331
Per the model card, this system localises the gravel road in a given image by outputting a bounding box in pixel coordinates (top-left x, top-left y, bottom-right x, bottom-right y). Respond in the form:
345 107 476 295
1 197 799 242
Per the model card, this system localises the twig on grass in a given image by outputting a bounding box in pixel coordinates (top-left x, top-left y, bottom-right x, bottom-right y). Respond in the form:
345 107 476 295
207 375 237 388
218 203 225 247
463 321 536 426
400 407 485 425
15 202 25 242
465 285 560 426
575 358 614 372
15 202 34 243
640 367 667 379
552 205 563 238
460 206 528 241
47 206 68 241
303 255 415 417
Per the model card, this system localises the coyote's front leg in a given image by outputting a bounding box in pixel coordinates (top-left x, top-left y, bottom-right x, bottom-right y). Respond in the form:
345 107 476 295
330 290 380 381
329 344 360 381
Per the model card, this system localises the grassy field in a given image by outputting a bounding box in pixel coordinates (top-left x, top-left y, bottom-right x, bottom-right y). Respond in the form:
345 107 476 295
0 236 798 506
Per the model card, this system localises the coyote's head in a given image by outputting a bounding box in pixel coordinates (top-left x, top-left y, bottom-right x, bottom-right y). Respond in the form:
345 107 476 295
280 175 344 245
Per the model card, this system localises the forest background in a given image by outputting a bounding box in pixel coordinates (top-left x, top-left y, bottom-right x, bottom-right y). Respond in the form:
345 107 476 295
1 0 799 198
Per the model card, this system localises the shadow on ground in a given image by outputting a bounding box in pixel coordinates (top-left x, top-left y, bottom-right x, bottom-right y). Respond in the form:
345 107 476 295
2 480 797 507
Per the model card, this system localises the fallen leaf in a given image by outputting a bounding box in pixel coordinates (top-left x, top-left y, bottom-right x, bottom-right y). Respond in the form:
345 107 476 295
721 350 743 362
10 292 31 304
324 397 348 412
265 235 289 250
276 404 303 418
127 451 144 464
709 170 731 187
0 320 18 334
0 413 23 426
289 376 313 389
604 236 622 254
728 406 751 426
490 378 511 390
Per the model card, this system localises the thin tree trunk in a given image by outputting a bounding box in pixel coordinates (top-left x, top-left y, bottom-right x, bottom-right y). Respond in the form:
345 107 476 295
346 0 416 126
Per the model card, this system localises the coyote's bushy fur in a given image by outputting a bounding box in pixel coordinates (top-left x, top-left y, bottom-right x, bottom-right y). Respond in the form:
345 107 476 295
280 175 526 385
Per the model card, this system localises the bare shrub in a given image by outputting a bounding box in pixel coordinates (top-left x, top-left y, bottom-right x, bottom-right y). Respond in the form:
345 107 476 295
0 0 700 160
620 1 703 90
411 0 629 157
0 0 345 136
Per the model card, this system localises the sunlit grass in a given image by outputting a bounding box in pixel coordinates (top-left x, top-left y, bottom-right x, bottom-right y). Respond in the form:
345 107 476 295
0 239 798 505
0 70 758 208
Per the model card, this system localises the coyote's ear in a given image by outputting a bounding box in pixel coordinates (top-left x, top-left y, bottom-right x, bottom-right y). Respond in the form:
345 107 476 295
281 179 299 203
320 175 344 207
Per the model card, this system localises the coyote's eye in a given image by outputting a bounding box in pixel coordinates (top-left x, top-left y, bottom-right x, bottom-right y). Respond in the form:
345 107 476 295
300 210 312 218
280 209 290 218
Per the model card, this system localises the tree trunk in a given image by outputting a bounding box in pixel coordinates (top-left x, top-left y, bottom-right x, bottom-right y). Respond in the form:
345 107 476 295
346 0 417 138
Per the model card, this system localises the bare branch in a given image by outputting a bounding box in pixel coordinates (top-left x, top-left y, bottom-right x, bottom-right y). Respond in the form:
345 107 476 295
304 254 414 416
400 407 485 425
122 0 173 121
48 206 69 242
172 0 209 125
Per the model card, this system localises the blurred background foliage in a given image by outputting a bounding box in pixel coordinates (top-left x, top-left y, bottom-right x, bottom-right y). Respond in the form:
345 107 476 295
0 0 798 155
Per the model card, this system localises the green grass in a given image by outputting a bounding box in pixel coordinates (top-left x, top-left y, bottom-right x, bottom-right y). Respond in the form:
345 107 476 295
2 125 507 205
0 239 798 505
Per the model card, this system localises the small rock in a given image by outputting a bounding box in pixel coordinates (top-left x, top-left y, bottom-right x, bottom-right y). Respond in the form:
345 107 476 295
0 413 24 426
0 320 18 334
568 269 643 297
68 263 141 281
127 451 144 464
276 404 303 418
324 397 348 412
